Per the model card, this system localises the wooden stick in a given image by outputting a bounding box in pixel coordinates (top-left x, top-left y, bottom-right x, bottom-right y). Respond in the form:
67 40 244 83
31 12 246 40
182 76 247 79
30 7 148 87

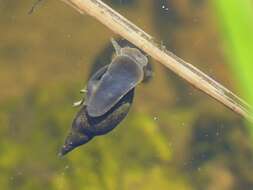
60 0 253 122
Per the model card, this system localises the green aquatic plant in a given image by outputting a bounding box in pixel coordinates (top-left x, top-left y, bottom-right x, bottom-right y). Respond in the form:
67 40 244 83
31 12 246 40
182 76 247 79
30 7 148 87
214 0 253 133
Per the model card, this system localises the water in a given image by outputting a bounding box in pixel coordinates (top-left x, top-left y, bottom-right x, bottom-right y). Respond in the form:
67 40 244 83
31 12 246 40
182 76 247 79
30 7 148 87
0 0 252 189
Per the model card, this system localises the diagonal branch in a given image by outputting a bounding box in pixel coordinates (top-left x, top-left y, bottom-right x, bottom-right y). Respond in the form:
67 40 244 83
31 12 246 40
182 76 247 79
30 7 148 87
60 0 253 122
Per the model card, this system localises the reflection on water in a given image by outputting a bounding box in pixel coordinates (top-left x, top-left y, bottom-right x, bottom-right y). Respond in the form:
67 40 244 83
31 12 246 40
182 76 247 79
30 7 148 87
0 0 252 189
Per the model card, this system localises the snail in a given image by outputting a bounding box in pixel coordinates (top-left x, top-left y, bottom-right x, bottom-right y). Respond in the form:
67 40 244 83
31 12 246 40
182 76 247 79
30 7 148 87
59 38 152 156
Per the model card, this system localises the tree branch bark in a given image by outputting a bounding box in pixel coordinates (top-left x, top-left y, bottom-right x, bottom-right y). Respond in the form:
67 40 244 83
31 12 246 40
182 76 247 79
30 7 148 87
60 0 253 122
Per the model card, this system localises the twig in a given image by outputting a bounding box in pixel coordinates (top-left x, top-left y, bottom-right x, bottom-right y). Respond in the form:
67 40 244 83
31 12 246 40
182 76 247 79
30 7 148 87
61 0 84 14
60 0 253 122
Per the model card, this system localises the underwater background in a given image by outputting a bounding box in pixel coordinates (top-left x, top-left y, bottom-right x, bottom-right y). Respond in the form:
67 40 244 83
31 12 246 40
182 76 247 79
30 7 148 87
0 0 253 189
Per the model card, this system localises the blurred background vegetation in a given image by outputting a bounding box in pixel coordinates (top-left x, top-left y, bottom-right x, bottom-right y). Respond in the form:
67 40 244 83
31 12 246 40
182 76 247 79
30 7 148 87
213 0 253 136
0 0 253 189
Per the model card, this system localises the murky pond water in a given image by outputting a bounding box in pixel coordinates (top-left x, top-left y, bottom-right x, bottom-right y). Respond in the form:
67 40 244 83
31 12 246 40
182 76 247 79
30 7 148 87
0 0 252 189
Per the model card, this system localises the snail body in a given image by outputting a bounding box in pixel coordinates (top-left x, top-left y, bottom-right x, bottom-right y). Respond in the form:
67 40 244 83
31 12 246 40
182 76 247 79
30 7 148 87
60 39 151 156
